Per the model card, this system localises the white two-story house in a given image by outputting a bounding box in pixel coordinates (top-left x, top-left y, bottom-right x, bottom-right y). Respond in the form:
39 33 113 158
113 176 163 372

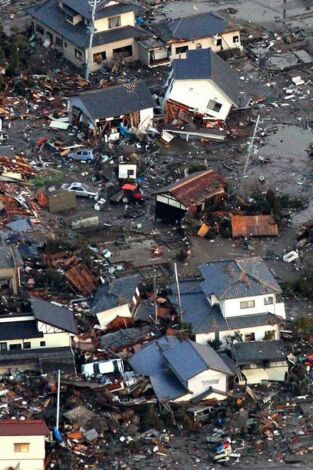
0 297 77 373
170 257 286 348
27 0 147 71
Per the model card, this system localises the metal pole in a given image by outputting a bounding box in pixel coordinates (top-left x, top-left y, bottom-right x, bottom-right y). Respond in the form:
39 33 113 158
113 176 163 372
85 0 99 81
242 114 260 179
153 271 158 323
174 263 183 325
56 369 61 430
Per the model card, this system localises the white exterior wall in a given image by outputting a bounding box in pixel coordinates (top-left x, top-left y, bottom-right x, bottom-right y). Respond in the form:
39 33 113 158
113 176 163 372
0 435 45 470
96 304 131 328
241 363 288 384
196 323 280 347
164 79 233 121
3 332 72 350
174 369 228 402
94 11 135 31
221 295 286 319
170 30 242 59
139 107 154 130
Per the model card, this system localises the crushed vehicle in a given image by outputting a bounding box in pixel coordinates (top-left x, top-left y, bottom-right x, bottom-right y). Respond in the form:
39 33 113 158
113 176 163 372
82 358 124 380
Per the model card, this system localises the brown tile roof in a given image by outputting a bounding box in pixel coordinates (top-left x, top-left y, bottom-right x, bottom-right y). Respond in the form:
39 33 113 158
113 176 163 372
153 170 225 208
0 419 49 436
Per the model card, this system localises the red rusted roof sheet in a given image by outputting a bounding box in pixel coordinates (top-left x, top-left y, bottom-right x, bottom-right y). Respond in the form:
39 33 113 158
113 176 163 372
65 263 98 295
231 215 279 238
153 170 225 207
0 419 49 436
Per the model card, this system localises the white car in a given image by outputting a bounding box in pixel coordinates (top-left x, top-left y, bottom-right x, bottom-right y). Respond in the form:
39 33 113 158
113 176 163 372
82 359 124 380
61 182 98 199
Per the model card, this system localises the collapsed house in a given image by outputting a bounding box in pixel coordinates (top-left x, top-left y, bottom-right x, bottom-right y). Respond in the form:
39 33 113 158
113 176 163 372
69 81 155 139
129 336 235 402
27 0 147 71
153 170 226 221
164 48 249 124
232 340 288 384
138 11 242 67
91 275 141 329
0 298 77 373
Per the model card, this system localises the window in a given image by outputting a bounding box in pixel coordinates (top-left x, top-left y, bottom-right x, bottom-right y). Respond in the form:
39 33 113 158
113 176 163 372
127 169 135 177
40 341 46 347
64 42 68 48
14 443 30 453
55 37 63 47
202 379 219 386
244 332 255 342
175 45 188 55
207 100 222 113
196 43 202 49
264 296 273 305
240 300 255 309
93 51 107 63
233 35 239 43
10 344 22 351
113 45 132 58
264 330 275 341
75 49 82 61
0 342 7 351
108 15 121 29
214 37 222 46
36 25 44 35
66 13 74 24
24 342 31 349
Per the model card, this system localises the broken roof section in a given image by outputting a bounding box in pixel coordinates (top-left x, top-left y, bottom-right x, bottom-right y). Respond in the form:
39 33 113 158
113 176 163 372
199 257 282 300
31 297 78 334
152 12 225 42
129 336 233 401
172 49 241 107
231 215 279 238
91 275 141 315
153 170 225 208
65 264 98 296
70 81 155 122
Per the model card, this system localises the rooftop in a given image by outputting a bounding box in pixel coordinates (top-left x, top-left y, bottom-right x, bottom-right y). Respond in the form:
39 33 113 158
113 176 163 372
152 12 225 42
31 297 78 334
199 257 282 300
71 81 155 121
0 320 43 341
0 419 49 436
62 0 137 21
153 170 225 208
232 340 287 365
172 49 241 106
231 215 279 238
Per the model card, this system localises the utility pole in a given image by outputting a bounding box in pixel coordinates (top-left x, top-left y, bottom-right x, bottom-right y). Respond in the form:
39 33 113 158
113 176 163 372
153 270 158 324
56 369 61 430
174 263 183 326
85 0 100 81
239 114 261 191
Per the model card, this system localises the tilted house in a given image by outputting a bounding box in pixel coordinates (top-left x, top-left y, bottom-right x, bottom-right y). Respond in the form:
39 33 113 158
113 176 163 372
69 80 155 139
139 11 242 67
164 48 249 123
169 257 286 348
231 340 288 384
129 336 234 402
27 0 147 71
0 298 77 373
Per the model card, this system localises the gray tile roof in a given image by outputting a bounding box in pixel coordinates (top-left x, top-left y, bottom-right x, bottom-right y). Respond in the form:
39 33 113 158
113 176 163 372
91 274 141 315
31 298 77 334
152 12 225 42
0 247 14 270
71 81 155 122
232 340 287 366
100 325 153 350
200 257 282 300
129 336 233 401
0 320 43 341
28 0 143 49
63 0 137 20
172 48 241 106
